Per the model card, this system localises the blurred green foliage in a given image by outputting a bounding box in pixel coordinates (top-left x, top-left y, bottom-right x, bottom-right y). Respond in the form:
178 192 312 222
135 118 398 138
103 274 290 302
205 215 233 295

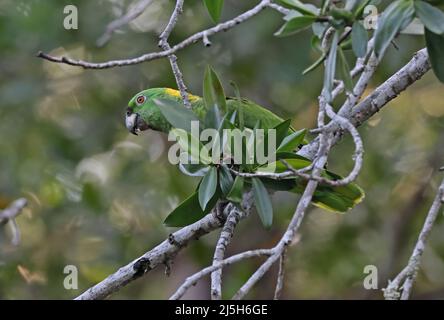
0 0 443 299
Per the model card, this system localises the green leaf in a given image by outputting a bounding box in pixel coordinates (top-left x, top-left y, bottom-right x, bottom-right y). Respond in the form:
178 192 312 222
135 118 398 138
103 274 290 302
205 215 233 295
279 0 318 16
257 157 312 174
227 176 244 203
337 47 353 92
252 178 273 228
274 15 318 37
164 190 219 227
311 35 322 52
303 53 327 75
203 65 227 117
198 166 218 210
204 104 222 130
170 128 212 165
219 164 234 196
273 119 292 148
351 21 368 57
261 177 296 192
414 0 444 35
277 129 307 152
323 30 339 102
321 0 330 14
229 81 244 130
312 21 328 38
425 28 444 83
374 0 415 58
330 8 354 23
154 98 199 133
203 0 224 23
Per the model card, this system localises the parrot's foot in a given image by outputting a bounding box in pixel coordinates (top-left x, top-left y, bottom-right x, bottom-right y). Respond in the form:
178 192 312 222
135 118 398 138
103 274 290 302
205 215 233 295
213 201 228 223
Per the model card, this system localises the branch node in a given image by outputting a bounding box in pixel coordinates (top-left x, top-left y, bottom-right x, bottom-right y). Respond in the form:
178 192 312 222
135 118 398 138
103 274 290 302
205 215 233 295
203 32 212 47
168 233 181 247
164 259 172 277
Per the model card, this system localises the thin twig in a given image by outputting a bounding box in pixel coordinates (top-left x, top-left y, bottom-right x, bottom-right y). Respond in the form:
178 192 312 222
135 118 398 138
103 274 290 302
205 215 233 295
384 175 444 300
0 198 27 246
158 0 190 108
274 247 287 300
96 0 155 47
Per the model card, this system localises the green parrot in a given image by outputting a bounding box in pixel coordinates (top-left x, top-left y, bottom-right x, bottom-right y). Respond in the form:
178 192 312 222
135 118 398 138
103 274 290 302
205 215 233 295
125 87 285 134
125 88 364 213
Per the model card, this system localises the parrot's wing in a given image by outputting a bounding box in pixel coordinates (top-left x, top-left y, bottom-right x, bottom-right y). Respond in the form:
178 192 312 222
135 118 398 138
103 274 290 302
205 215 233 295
226 97 288 130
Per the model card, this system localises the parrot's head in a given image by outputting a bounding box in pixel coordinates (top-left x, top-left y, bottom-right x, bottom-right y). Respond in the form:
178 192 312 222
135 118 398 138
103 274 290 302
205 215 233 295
125 88 167 135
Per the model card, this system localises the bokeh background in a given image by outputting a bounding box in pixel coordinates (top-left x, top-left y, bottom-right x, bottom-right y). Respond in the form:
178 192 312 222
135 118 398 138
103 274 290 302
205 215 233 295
1 0 443 299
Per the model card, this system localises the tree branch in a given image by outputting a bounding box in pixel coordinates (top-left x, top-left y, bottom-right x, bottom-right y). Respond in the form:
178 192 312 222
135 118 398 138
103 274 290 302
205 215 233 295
169 248 274 300
75 193 254 300
210 203 242 300
299 48 431 160
37 0 275 69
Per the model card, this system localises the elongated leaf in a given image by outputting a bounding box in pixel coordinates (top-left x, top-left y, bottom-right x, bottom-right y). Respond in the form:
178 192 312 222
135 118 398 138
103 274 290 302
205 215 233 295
261 177 296 191
229 81 244 129
252 178 273 228
198 166 218 210
374 0 415 58
323 30 339 102
415 0 444 35
257 157 312 174
277 129 307 152
203 0 224 23
154 98 199 133
227 176 244 203
274 15 317 37
425 28 444 83
273 119 292 148
204 104 222 130
351 21 368 57
203 65 227 117
219 164 234 196
338 47 353 92
303 53 327 75
330 7 354 23
164 190 219 227
312 21 328 38
401 18 425 35
279 0 318 16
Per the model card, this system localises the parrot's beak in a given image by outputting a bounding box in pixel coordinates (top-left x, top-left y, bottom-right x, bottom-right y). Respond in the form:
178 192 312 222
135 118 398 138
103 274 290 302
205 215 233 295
125 109 150 135
125 111 139 135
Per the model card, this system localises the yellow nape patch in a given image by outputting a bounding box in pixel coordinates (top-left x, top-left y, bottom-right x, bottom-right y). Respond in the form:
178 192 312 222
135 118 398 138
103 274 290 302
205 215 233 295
165 88 199 102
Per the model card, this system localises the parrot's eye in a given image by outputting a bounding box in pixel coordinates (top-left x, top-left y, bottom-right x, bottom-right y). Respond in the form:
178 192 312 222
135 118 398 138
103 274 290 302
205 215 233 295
136 95 146 105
